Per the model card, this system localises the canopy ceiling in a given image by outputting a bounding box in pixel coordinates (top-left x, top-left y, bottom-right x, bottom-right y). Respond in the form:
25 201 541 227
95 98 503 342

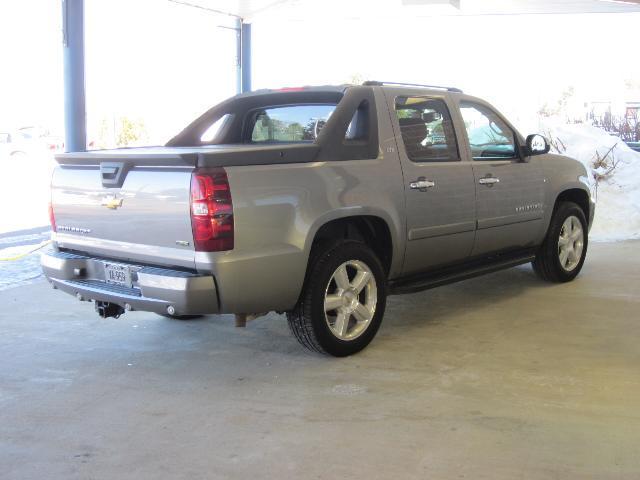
175 0 640 21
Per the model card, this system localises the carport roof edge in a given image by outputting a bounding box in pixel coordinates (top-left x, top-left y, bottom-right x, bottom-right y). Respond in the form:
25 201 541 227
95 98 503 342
175 0 640 22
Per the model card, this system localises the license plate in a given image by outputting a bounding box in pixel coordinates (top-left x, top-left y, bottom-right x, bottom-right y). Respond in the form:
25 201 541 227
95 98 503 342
104 263 132 288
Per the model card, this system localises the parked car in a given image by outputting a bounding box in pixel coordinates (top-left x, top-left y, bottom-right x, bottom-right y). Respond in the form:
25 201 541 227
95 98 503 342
42 82 594 356
0 130 32 159
626 141 640 152
17 126 64 152
0 126 61 160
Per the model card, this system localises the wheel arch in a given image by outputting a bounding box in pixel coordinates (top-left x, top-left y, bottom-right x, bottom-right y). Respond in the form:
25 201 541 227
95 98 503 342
305 213 397 277
553 187 591 223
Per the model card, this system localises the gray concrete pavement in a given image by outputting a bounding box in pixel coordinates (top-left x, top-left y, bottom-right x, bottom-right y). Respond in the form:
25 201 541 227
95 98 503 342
1 241 639 479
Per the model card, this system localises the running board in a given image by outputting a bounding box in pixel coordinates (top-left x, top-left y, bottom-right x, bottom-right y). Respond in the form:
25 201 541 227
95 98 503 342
388 250 536 295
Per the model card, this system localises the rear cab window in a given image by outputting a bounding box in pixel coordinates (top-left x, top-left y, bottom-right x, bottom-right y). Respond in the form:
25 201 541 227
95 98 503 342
249 105 336 143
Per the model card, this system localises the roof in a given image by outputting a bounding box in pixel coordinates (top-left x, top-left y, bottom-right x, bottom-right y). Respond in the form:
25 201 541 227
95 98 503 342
172 0 640 21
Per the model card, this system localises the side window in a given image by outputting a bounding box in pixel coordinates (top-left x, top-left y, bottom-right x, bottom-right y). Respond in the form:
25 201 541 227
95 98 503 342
200 114 233 143
345 102 369 141
460 102 517 160
395 97 459 162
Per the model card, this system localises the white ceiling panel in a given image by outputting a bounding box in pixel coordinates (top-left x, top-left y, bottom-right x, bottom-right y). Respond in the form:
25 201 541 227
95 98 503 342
176 0 640 20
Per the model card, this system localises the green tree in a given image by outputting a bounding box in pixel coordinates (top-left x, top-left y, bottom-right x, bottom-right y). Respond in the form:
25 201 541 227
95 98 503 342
116 117 148 147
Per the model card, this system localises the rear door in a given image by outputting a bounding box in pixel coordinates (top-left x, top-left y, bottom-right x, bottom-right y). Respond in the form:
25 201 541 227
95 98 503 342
384 89 476 276
455 99 545 256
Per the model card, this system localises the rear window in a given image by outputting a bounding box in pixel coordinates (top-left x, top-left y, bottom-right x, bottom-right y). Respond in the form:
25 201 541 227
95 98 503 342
249 104 336 143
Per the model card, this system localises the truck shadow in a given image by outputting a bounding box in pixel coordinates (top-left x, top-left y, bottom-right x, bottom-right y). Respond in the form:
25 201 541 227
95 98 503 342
380 263 557 332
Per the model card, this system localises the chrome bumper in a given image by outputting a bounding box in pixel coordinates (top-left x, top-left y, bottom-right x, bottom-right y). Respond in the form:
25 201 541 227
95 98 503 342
41 249 219 315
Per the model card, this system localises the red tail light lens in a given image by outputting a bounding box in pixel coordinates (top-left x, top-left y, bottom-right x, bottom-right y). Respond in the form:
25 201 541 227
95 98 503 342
48 202 57 232
190 168 234 252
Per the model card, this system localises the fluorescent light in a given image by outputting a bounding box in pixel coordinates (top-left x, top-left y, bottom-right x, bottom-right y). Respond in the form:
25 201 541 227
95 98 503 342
402 0 461 7
597 0 640 5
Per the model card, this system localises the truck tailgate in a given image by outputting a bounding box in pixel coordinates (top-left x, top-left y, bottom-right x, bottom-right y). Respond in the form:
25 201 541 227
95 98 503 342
52 150 197 269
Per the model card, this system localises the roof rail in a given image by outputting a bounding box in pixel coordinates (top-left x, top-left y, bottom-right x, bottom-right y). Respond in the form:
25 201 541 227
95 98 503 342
363 80 463 93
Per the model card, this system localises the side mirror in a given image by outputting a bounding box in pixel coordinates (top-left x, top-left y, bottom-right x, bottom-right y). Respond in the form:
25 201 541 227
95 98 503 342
524 134 550 156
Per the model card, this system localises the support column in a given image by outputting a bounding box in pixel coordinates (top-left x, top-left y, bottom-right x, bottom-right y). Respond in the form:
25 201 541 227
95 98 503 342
61 0 87 152
241 23 252 93
235 18 242 94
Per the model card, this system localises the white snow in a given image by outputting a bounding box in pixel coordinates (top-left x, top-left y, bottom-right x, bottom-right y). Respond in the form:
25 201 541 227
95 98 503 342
539 121 640 242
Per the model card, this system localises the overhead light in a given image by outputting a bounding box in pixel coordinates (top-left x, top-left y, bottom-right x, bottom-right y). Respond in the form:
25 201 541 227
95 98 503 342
597 0 640 5
402 0 461 7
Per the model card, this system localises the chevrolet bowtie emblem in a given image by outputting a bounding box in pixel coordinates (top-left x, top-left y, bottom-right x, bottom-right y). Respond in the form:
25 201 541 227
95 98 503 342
101 195 123 210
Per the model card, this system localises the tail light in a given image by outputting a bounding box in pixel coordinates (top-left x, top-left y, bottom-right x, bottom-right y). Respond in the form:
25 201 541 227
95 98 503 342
190 168 234 252
48 202 57 232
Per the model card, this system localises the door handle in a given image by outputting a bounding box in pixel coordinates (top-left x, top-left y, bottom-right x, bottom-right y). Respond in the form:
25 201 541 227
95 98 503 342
409 179 436 190
478 177 500 185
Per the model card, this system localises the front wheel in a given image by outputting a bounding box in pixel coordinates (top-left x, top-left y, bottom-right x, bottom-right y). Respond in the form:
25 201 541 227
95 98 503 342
532 201 588 282
287 240 387 357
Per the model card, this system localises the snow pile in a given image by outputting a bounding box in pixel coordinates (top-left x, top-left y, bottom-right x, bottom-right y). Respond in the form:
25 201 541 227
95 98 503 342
542 122 640 242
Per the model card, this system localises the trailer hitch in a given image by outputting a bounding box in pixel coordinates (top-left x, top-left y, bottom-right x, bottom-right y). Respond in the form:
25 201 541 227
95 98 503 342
95 301 125 319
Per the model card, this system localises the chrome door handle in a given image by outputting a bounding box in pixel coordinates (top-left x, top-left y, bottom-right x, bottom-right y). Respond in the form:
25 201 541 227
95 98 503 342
478 177 500 185
409 179 436 190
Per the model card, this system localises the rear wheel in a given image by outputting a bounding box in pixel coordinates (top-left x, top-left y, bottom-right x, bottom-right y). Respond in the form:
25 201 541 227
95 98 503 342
532 201 588 282
287 240 387 357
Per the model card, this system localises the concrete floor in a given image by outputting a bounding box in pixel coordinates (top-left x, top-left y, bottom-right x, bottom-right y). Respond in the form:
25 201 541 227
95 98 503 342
1 241 639 480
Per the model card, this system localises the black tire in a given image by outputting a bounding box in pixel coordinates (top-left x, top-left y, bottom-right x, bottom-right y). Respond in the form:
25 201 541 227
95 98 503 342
287 240 387 357
532 201 588 283
159 313 205 320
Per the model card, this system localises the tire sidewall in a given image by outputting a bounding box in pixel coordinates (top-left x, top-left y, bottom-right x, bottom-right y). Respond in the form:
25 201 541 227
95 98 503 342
547 203 589 281
308 242 387 357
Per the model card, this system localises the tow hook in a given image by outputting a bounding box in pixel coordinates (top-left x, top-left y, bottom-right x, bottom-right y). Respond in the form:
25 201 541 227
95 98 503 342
95 301 125 319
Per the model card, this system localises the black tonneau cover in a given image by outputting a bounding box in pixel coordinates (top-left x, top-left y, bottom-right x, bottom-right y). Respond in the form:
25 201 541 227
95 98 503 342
55 143 320 168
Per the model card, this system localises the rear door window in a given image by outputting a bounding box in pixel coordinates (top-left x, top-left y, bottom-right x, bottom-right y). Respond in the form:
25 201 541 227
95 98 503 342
395 97 459 162
249 105 336 143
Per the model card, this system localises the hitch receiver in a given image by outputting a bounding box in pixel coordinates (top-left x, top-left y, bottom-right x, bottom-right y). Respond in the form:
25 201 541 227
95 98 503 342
95 301 125 319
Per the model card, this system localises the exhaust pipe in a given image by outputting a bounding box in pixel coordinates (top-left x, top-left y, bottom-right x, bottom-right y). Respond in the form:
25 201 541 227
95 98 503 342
95 301 125 319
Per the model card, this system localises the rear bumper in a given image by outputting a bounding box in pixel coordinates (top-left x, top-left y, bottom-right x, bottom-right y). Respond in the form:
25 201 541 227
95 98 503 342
41 249 219 315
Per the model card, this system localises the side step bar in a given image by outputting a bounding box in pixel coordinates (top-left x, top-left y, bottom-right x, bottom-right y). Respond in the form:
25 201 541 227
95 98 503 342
388 249 536 295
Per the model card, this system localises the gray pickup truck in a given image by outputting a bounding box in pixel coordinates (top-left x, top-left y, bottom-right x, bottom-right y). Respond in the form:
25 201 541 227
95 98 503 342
42 81 594 356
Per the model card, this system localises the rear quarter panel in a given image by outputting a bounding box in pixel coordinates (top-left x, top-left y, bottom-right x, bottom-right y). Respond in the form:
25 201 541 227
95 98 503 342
197 154 406 313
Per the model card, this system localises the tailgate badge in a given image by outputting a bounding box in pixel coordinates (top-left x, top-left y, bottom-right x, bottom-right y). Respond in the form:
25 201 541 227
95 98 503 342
101 194 123 210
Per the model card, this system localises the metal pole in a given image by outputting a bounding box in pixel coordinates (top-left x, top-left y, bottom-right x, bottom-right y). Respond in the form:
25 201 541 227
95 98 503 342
241 23 252 93
62 0 87 152
235 18 242 94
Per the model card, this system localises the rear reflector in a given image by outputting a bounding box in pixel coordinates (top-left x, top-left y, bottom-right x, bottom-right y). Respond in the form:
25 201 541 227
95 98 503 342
190 168 234 252
48 202 57 232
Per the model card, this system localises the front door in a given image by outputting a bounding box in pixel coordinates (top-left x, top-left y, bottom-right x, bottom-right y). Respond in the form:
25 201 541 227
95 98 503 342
456 100 546 256
385 90 477 276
